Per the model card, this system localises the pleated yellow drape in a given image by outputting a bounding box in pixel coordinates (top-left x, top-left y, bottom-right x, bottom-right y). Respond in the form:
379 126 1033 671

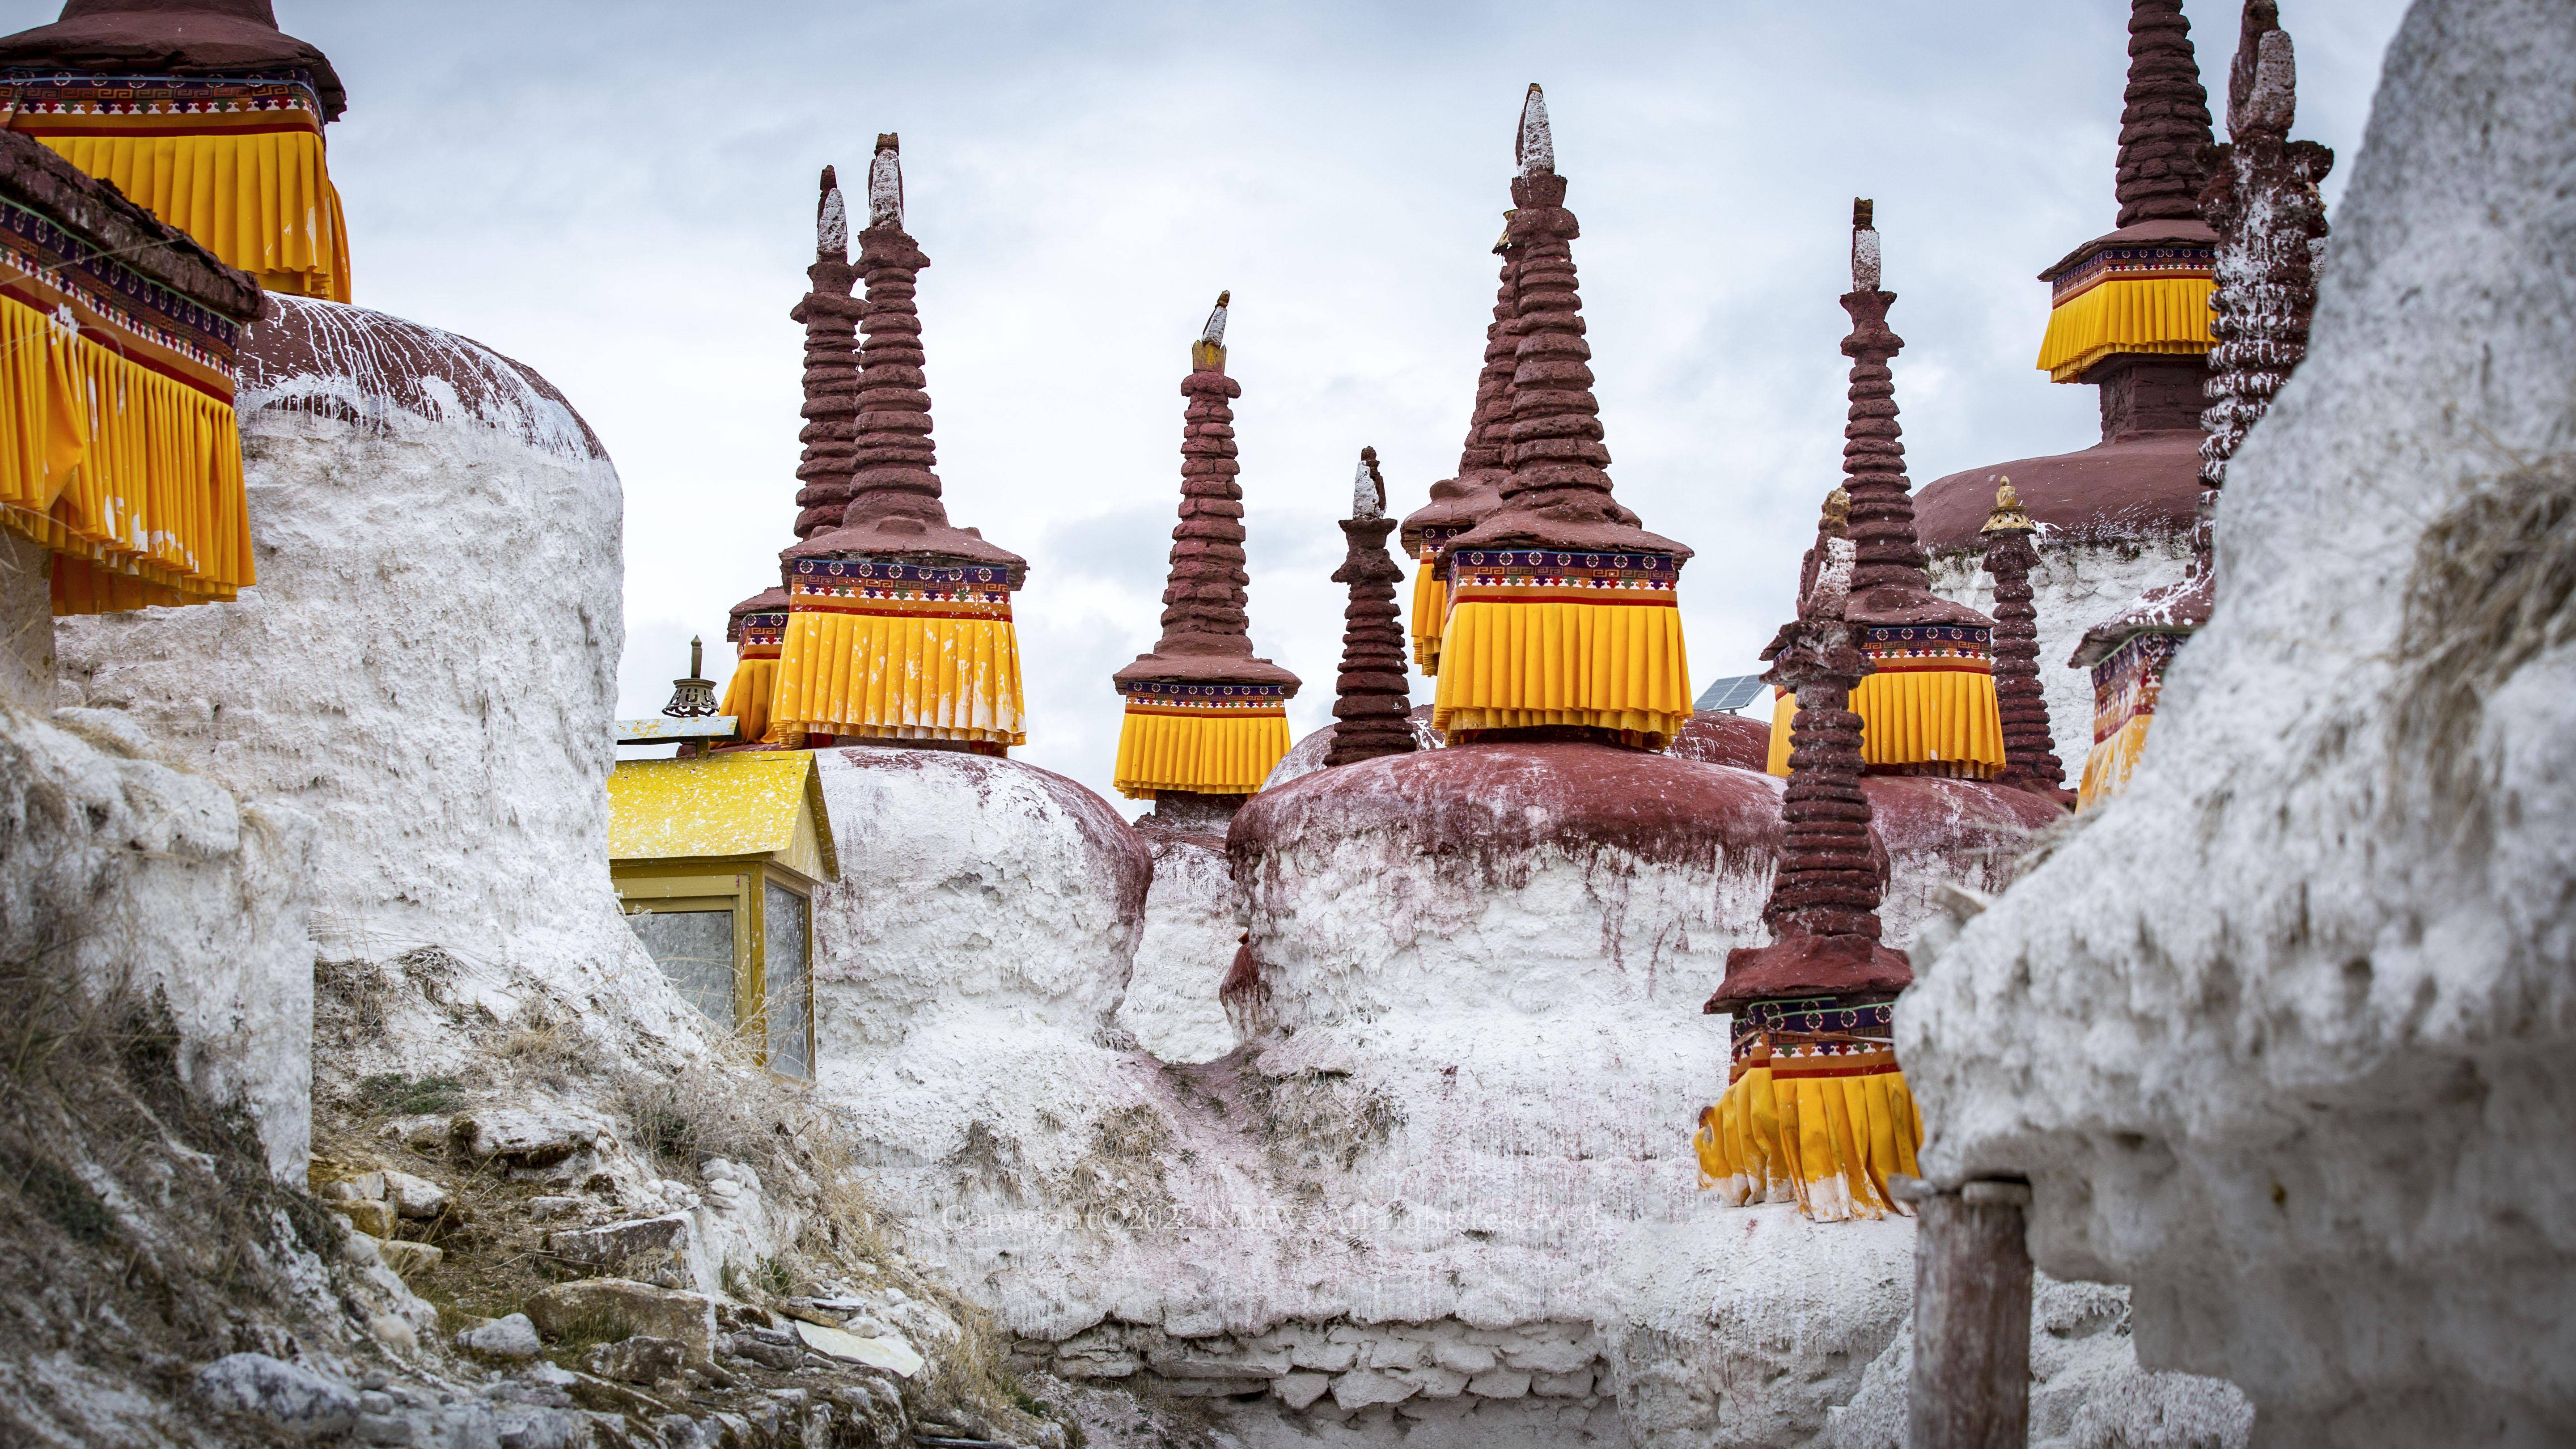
1760 671 2004 778
36 131 352 302
2078 712 2154 809
1849 669 2004 778
771 610 1025 746
1432 600 1692 742
2034 276 2213 382
1694 1059 1921 1223
1112 709 1292 800
1410 553 1448 675
718 658 779 745
0 295 251 613
1763 688 1796 775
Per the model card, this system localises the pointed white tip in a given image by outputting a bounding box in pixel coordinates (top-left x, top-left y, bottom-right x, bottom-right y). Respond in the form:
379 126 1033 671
1351 454 1381 520
868 140 903 229
818 186 848 256
1200 292 1229 347
1516 84 1554 177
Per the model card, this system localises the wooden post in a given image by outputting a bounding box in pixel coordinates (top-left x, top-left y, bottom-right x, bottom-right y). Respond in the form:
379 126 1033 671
1894 1175 2034 1449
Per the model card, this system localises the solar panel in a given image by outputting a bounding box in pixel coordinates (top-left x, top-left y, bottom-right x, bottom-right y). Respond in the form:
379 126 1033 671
1694 673 1768 714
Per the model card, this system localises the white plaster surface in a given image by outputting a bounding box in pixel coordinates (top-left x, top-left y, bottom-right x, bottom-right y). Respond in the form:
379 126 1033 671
1117 830 1242 1064
1929 535 2188 780
0 702 315 1177
1900 4 2576 1442
55 297 700 1064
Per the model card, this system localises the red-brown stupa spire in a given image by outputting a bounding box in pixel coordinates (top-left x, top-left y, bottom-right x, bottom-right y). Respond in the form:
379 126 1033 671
1445 86 1685 561
790 134 1023 574
1980 481 2070 800
1839 202 1990 636
1115 293 1299 687
1710 493 1910 1007
1326 448 1416 767
1109 294 1299 803
785 165 863 540
2115 0 2217 228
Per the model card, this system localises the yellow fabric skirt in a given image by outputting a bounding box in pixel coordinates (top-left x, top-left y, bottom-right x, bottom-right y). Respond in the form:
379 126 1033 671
1764 688 1796 775
1850 668 2005 778
720 657 806 745
0 296 251 613
1112 708 1291 800
37 131 353 302
1695 1059 1921 1223
1763 671 2005 778
771 610 1025 746
2078 712 2154 809
2035 276 2212 382
1432 599 1691 742
1410 557 1447 676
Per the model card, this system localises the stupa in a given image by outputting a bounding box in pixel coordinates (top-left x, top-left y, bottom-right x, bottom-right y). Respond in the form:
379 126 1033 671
1323 448 1416 767
717 166 862 746
1764 203 2004 780
1913 0 2219 773
772 135 1029 752
1431 83 1695 748
1979 480 2072 801
1700 490 1919 1222
0 0 350 300
2071 0 2330 806
1109 291 1301 819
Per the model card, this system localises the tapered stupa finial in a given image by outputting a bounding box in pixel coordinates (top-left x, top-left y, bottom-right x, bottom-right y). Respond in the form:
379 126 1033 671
816 165 847 259
1516 83 1553 177
1850 198 1880 292
867 132 903 229
1192 290 1230 373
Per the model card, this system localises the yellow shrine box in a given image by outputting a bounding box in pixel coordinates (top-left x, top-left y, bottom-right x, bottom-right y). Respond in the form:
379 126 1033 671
606 751 839 1080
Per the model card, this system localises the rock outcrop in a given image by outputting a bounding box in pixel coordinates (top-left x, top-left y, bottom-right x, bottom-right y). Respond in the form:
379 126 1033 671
1901 3 2576 1441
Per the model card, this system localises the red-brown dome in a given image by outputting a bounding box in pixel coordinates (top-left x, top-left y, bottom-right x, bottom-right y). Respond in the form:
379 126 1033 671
1915 428 2203 558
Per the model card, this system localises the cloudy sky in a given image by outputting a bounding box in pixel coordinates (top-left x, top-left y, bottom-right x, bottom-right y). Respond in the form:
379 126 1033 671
186 0 2407 810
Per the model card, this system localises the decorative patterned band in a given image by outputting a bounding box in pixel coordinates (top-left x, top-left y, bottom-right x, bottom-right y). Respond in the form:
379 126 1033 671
0 194 240 398
729 611 788 647
792 557 1022 589
2048 244 2215 306
1860 623 1993 674
1448 549 1681 607
788 561 1014 620
1730 998 1895 1058
1413 526 1464 560
1118 680 1290 716
1 71 326 136
2091 630 2186 742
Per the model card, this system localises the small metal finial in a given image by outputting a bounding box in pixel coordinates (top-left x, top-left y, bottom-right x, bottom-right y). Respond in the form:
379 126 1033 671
1822 486 1852 535
1981 475 2034 535
663 635 720 718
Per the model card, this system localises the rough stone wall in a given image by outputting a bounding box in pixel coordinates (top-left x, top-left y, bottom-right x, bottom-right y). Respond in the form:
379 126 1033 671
1901 3 2576 1442
0 532 51 711
0 703 315 1177
1929 535 2190 776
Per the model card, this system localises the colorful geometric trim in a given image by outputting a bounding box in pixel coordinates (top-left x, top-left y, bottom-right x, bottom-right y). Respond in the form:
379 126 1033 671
731 610 787 658
1117 679 1290 718
2 72 326 139
1860 624 1992 675
787 557 1016 621
1727 995 1901 1086
1729 997 1895 1055
1446 549 1681 608
0 192 239 401
2047 243 2215 306
1411 525 1464 559
2090 629 2186 744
